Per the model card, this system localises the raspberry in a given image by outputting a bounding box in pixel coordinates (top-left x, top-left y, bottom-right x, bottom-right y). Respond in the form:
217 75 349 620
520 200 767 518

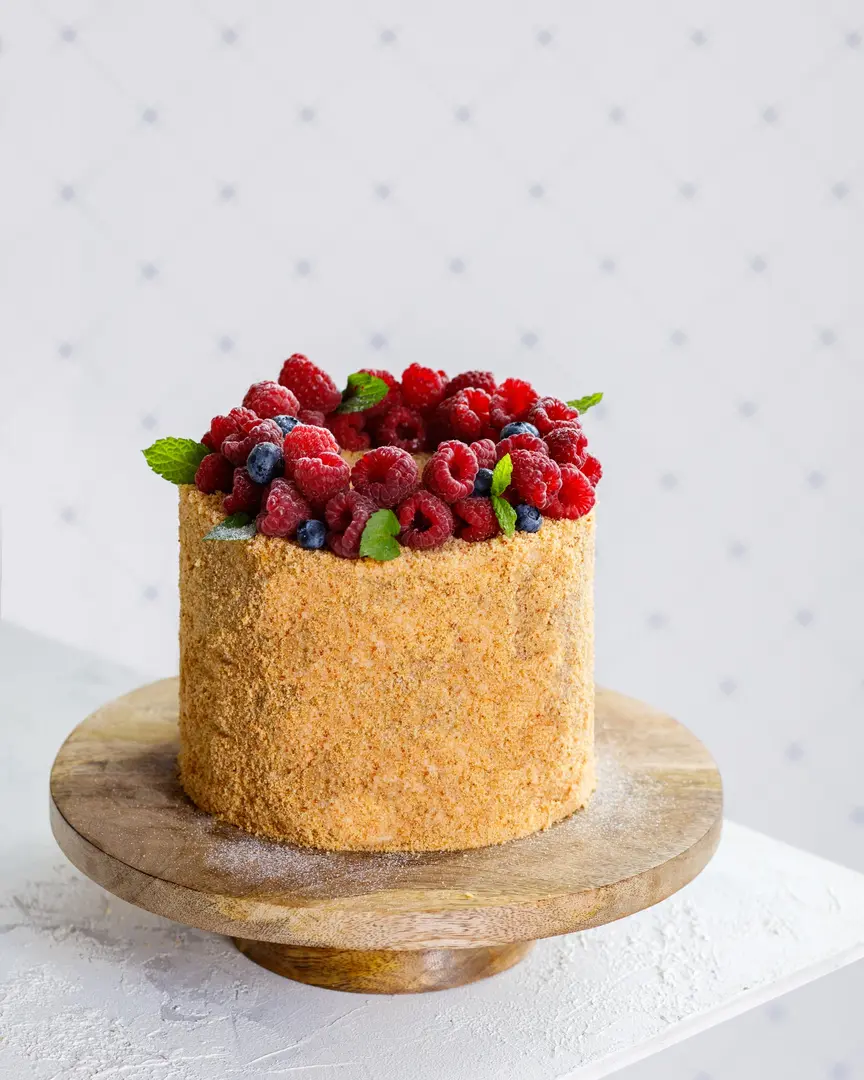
201 407 259 452
328 412 371 452
359 368 402 419
222 419 285 466
256 478 311 537
194 453 234 494
374 405 426 452
278 353 342 413
469 439 496 470
496 432 547 459
452 497 500 542
350 446 419 508
282 423 340 474
489 378 539 430
581 454 603 487
223 468 265 515
543 424 588 467
396 490 455 550
422 440 479 503
445 388 493 441
545 464 596 520
292 451 350 503
527 396 580 435
325 489 378 558
242 380 300 419
401 364 448 412
444 370 497 398
297 408 328 427
510 449 562 508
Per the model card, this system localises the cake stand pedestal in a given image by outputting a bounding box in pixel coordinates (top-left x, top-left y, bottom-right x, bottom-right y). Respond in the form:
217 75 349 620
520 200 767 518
49 680 722 995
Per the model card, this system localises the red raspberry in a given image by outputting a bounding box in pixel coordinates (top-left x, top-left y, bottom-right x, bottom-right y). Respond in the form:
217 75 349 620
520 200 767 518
445 388 493 441
422 440 479 503
328 412 371 452
222 419 285 466
223 468 265 515
350 446 419 508
469 438 497 470
373 405 426 452
489 378 539 430
497 432 547 459
453 497 500 542
325 489 378 558
401 363 449 412
397 490 455 550
543 424 588 467
359 368 402 419
527 396 580 435
444 370 497 397
282 424 340 474
194 453 234 494
545 464 596 520
581 454 603 487
278 353 342 413
297 408 328 427
201 407 259 452
256 478 311 537
292 451 350 503
510 449 562 508
242 380 300 419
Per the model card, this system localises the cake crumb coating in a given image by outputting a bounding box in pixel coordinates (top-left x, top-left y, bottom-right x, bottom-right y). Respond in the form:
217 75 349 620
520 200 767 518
178 486 596 851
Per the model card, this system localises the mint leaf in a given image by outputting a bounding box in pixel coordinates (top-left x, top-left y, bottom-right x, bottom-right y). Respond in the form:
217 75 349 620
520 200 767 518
491 453 512 498
143 437 209 484
336 372 390 414
204 513 257 541
566 392 603 414
359 508 401 561
492 495 516 537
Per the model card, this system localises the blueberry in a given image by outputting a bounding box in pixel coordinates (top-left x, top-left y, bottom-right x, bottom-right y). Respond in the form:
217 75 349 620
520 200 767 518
499 421 540 439
515 503 542 532
247 441 284 485
472 467 494 496
297 519 327 550
273 414 300 436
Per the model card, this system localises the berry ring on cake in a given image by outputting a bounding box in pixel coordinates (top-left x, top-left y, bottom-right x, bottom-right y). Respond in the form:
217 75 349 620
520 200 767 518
144 355 604 852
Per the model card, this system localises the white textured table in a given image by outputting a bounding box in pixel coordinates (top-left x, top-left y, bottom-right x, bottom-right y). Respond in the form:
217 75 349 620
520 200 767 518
2 621 864 1080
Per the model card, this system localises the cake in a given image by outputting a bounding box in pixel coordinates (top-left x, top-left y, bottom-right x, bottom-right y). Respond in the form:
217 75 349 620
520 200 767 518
145 356 603 852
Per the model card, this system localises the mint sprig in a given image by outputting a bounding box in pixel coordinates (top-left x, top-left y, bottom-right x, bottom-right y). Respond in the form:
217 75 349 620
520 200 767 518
203 513 257 541
337 372 390 414
359 508 401 561
492 495 516 537
143 437 209 484
490 453 512 497
566 392 603 414
490 453 516 536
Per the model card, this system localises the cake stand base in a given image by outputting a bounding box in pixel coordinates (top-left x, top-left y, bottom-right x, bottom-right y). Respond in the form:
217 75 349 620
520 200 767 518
233 939 533 994
49 680 723 996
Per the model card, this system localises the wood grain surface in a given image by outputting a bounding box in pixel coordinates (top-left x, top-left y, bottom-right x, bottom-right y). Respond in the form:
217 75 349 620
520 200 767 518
50 679 722 953
233 940 534 994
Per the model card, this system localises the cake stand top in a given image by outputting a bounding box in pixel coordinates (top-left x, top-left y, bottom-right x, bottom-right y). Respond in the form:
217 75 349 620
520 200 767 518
50 680 722 951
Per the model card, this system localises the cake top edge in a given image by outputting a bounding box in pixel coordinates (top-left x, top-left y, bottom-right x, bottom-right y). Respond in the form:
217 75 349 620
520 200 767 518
144 355 603 561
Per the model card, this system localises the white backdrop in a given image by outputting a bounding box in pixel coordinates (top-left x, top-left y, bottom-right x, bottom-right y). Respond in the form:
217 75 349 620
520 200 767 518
1 2 862 1077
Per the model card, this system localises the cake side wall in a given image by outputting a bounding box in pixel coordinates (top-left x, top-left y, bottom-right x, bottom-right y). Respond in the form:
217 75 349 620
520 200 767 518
178 486 595 851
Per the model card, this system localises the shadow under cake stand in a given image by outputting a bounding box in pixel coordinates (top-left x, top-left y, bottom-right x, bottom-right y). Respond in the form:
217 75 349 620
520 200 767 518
50 680 722 995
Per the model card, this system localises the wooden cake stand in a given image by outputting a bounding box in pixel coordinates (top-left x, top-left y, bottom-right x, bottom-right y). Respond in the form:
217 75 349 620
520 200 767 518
50 680 722 995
